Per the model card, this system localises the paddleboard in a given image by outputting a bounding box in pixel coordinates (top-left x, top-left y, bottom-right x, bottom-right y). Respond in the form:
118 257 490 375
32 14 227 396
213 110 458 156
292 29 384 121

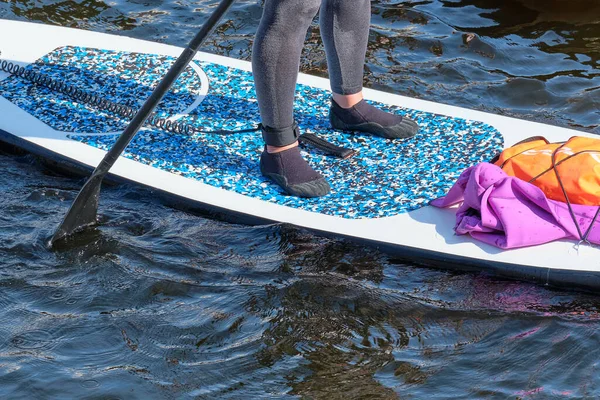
1 19 599 289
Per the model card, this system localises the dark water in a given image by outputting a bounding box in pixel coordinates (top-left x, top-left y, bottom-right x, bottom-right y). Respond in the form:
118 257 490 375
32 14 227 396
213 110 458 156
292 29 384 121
1 0 600 398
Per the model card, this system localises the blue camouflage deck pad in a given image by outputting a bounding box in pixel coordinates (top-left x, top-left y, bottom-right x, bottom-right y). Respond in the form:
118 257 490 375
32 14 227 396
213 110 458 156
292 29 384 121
0 46 504 219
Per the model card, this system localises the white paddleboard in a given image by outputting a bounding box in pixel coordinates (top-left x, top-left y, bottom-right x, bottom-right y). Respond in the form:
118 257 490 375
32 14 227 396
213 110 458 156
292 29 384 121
1 19 599 289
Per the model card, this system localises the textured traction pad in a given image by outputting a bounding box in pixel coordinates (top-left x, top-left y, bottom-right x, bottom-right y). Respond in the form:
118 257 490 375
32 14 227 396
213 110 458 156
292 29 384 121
0 46 503 219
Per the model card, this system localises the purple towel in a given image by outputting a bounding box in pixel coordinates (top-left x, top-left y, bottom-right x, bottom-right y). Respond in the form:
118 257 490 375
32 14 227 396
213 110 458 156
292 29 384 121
430 163 600 249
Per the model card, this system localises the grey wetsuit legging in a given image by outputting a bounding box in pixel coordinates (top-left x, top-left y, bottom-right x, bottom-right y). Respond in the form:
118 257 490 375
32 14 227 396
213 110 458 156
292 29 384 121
252 0 371 145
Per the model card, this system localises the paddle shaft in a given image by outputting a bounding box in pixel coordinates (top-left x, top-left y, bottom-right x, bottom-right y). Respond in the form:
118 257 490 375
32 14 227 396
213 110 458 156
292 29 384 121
50 0 235 245
97 0 235 174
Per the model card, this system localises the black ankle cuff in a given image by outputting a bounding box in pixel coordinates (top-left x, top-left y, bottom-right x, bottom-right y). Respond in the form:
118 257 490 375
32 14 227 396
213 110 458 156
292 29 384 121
260 122 300 147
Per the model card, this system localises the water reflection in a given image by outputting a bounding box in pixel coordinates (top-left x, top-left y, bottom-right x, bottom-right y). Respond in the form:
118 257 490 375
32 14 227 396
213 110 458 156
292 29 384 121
3 144 600 397
4 0 136 29
440 0 600 66
369 0 600 131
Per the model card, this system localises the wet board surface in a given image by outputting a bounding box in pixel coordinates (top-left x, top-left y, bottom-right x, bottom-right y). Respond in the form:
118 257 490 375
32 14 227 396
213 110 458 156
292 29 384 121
1 19 599 289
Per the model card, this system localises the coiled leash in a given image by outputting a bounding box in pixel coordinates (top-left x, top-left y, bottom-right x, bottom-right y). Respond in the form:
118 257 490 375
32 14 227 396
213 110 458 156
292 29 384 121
0 59 355 158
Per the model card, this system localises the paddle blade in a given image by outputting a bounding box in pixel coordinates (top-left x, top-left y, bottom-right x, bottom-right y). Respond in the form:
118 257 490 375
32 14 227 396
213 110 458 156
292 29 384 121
49 173 103 247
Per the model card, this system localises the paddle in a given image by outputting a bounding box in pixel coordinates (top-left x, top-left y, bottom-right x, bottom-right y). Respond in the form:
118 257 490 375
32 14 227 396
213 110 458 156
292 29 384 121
49 0 236 247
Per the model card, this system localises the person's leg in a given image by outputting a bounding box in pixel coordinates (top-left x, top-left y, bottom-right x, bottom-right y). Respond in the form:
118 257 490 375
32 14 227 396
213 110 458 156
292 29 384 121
252 0 330 197
320 0 419 139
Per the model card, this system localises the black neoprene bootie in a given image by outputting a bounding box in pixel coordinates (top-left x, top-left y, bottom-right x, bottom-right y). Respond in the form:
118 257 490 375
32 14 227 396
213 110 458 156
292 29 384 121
260 146 330 198
329 98 419 139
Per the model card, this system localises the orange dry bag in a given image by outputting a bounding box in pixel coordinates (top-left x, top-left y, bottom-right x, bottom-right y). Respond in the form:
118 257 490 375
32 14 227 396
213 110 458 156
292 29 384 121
493 136 600 206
